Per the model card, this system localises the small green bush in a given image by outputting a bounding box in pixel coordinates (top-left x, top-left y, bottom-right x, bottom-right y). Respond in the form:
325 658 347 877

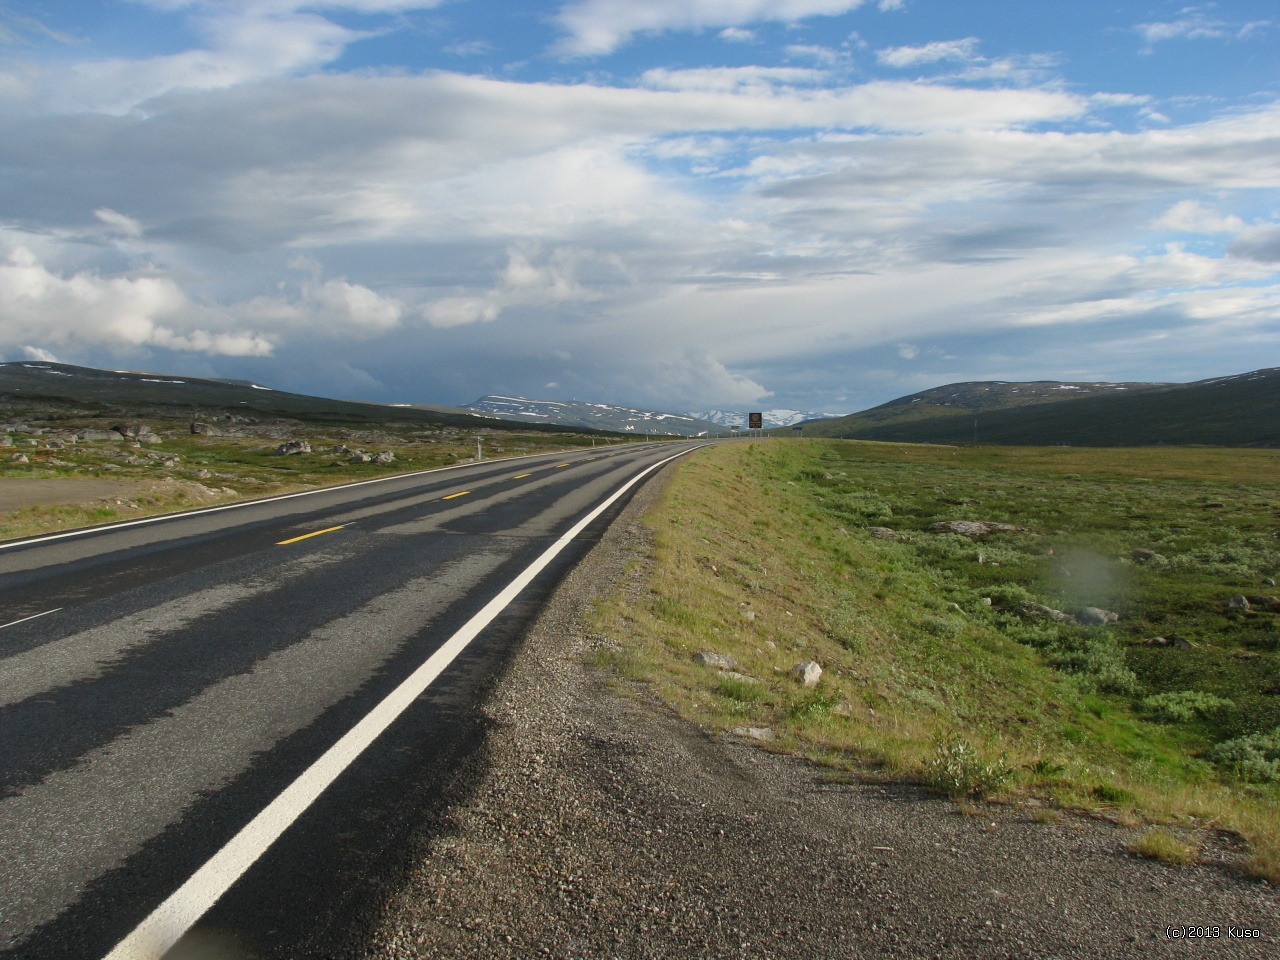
1044 637 1137 694
1208 729 1280 783
922 735 1014 799
984 583 1038 609
1140 690 1235 724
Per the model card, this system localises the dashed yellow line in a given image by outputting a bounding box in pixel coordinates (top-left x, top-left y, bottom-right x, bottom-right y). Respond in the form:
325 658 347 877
556 463 570 468
442 491 470 500
277 525 345 546
513 473 531 479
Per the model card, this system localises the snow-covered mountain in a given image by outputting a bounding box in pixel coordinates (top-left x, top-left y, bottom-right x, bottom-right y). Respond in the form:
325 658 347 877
465 395 720 436
690 409 838 430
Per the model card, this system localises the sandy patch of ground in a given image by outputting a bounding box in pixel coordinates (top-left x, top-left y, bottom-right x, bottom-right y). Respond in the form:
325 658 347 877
0 478 153 514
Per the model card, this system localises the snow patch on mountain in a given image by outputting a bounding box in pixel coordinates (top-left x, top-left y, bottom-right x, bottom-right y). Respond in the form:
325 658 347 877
465 395 719 436
690 409 839 429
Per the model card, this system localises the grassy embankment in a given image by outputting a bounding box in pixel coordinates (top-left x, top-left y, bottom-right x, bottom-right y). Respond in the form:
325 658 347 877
0 410 626 541
590 439 1280 881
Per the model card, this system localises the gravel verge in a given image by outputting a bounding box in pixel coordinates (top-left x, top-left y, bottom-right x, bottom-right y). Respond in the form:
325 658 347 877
362 464 1278 960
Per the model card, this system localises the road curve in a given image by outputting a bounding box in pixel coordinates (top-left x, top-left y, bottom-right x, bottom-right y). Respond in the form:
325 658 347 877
0 441 705 959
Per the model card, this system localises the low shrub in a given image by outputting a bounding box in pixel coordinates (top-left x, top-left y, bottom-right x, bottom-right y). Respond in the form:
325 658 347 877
1208 729 1280 783
921 735 1014 800
1140 690 1234 724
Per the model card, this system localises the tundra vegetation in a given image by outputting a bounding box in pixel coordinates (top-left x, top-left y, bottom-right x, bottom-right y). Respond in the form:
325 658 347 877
590 440 1280 882
0 401 623 542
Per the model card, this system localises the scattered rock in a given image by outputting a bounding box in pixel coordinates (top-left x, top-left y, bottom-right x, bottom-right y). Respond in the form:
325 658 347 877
865 526 897 539
193 468 213 479
0 436 10 447
1013 602 1071 623
717 670 759 685
728 726 775 742
740 609 757 623
693 651 736 670
6 453 29 463
1076 607 1120 626
1130 548 1166 564
111 421 150 439
1226 594 1251 610
1145 636 1196 649
832 699 854 717
190 422 221 436
373 451 396 464
1265 578 1277 587
791 661 822 687
1244 595 1280 612
275 440 312 456
76 429 120 441
928 520 1023 538
350 452 374 463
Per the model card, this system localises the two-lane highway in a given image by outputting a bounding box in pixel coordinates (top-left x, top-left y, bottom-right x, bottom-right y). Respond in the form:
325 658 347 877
0 441 704 959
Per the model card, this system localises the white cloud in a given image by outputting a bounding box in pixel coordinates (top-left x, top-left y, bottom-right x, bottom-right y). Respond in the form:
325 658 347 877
1154 201 1245 234
877 37 979 67
719 27 756 42
94 208 144 238
650 351 772 407
20 345 60 362
4 1 449 115
554 0 873 56
421 246 602 328
0 246 274 357
1136 12 1272 50
897 343 918 359
641 65 829 93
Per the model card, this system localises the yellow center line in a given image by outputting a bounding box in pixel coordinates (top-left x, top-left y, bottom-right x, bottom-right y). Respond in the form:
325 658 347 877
276 525 345 546
556 463 570 468
513 473 531 479
442 491 470 500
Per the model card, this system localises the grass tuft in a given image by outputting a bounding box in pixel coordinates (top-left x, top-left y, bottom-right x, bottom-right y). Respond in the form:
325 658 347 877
1128 828 1199 867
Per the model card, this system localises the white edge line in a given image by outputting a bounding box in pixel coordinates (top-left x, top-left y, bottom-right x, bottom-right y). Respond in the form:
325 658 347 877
0 443 677 553
102 443 704 960
0 608 63 631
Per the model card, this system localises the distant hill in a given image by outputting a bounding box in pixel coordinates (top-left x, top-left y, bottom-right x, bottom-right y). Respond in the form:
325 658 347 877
691 408 838 430
792 368 1280 447
465 395 718 436
0 362 560 433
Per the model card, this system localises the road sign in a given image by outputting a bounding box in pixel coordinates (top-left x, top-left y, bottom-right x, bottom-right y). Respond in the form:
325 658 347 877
748 412 763 429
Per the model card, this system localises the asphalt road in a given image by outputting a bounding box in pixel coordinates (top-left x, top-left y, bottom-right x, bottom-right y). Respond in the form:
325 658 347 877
0 441 703 959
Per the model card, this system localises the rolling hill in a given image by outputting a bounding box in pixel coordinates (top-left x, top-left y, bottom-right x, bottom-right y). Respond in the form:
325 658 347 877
0 362 559 433
792 368 1280 447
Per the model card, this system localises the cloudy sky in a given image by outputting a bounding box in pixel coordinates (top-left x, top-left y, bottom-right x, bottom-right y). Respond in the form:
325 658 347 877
0 1 1277 415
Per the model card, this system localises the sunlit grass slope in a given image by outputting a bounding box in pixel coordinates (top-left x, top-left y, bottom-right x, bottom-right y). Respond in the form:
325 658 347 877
591 439 1280 881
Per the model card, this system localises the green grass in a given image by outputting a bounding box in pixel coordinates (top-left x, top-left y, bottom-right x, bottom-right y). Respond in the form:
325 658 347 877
590 439 1280 882
1128 828 1200 867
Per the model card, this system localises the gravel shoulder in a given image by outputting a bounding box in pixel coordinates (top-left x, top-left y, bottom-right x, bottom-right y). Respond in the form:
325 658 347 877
362 464 1278 960
0 478 154 513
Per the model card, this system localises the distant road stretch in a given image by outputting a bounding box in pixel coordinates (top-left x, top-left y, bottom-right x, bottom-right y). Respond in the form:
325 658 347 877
0 441 704 959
